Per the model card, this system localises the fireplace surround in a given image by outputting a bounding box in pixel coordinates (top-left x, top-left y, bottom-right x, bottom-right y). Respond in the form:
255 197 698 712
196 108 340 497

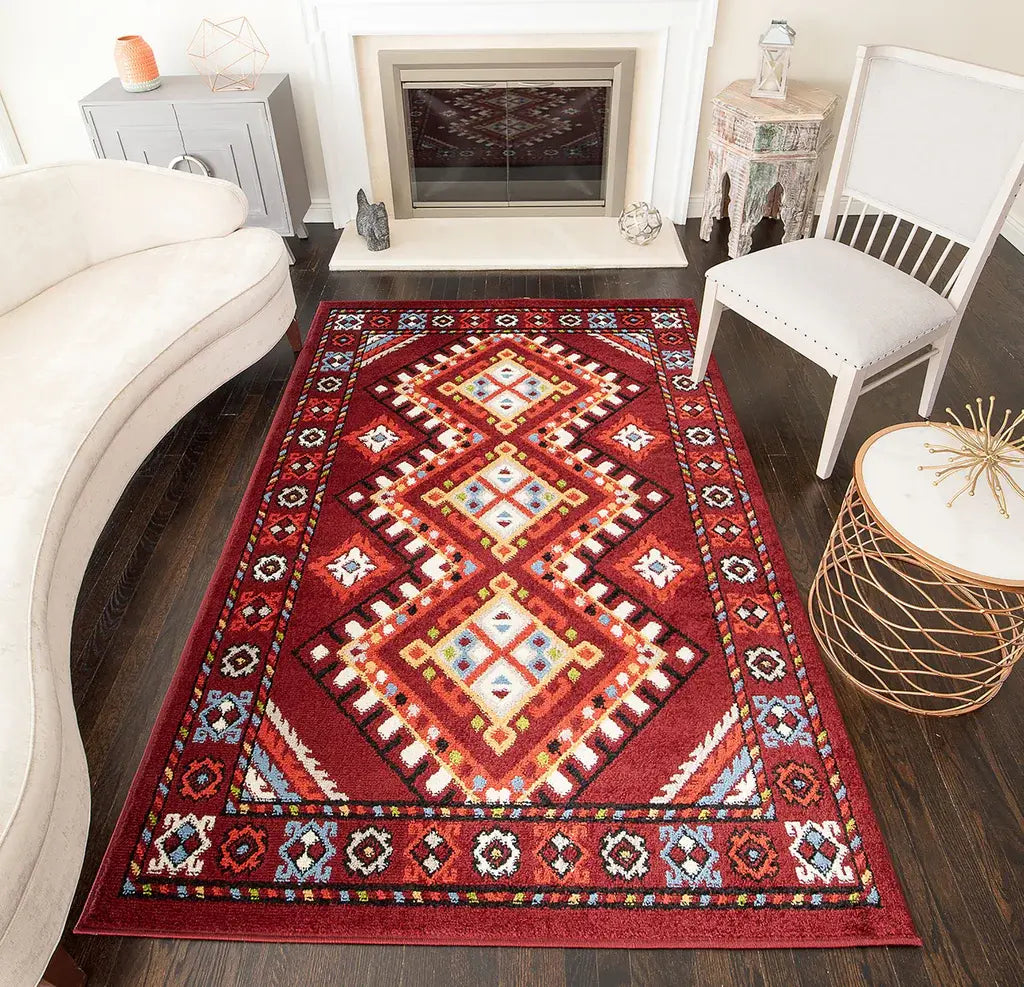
301 0 721 228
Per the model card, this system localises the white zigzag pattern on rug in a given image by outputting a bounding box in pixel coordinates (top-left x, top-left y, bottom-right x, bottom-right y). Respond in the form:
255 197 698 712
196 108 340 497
243 699 347 802
652 703 758 806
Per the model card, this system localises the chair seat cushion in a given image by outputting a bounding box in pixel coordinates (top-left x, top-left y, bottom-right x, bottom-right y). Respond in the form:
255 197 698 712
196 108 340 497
706 238 956 368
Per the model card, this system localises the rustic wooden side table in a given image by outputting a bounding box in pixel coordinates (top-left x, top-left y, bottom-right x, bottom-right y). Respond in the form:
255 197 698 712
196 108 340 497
808 423 1024 716
700 79 838 258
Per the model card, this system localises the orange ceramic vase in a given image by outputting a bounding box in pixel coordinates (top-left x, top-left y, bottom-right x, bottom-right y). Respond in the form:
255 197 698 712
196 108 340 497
114 35 160 93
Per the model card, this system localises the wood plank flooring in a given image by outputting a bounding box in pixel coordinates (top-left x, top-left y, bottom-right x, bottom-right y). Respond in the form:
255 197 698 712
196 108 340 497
63 219 1024 986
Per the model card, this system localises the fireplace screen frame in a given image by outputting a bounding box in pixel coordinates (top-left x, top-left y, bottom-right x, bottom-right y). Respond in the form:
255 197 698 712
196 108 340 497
379 48 636 219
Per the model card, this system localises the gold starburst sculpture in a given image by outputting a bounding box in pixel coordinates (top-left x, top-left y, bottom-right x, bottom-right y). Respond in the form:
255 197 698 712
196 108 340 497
920 397 1024 518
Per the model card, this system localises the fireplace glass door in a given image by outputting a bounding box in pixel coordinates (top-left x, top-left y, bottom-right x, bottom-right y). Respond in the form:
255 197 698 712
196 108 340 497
403 81 610 208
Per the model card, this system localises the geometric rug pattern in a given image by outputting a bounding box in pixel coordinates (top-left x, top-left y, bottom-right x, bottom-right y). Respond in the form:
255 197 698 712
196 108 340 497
78 300 918 947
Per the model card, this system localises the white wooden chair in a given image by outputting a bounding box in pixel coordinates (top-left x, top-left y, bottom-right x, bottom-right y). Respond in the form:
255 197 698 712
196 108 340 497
691 45 1024 478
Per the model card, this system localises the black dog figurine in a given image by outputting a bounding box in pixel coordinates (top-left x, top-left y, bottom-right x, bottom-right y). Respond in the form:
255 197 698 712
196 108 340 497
355 188 390 251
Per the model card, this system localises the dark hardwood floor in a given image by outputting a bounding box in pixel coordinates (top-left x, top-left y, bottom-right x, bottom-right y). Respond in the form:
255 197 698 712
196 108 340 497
63 219 1024 986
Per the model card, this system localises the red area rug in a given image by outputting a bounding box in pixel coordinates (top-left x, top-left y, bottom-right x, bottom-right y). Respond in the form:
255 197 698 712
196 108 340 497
79 300 918 948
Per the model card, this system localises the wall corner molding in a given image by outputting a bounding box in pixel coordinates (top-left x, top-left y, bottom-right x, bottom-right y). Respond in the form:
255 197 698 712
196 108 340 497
1000 209 1024 255
0 93 26 170
304 198 335 224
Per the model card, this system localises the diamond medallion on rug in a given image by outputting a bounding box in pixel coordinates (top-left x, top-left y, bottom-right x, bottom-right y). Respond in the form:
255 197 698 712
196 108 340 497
78 299 918 948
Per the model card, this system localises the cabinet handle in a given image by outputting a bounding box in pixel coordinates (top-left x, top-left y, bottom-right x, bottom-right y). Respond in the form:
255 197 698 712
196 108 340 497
168 153 210 177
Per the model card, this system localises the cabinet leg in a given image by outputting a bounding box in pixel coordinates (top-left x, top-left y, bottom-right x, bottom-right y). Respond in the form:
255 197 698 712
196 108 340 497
779 195 808 243
725 174 745 258
726 160 778 258
286 318 302 355
727 186 762 259
700 147 724 242
778 160 819 244
803 171 820 237
295 222 308 239
40 945 86 987
729 215 763 259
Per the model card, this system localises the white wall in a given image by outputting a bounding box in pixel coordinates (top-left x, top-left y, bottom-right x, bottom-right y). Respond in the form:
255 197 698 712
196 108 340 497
0 2 329 201
0 0 1021 246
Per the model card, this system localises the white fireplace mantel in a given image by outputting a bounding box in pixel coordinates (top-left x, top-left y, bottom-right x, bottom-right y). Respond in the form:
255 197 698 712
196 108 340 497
300 0 720 227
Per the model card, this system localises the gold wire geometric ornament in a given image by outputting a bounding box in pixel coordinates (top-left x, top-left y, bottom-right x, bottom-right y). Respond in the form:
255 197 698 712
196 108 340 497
919 397 1024 518
186 17 269 92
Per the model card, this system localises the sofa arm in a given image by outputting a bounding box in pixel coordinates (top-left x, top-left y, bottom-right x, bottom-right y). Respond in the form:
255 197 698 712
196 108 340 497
0 160 250 314
73 159 249 255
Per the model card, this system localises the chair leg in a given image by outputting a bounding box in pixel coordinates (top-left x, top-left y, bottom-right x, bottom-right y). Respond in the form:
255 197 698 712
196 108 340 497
817 367 865 480
918 331 957 418
285 318 302 355
691 279 724 383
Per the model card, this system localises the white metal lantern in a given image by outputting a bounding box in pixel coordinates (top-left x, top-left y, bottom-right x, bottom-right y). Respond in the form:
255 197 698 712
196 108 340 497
752 20 796 100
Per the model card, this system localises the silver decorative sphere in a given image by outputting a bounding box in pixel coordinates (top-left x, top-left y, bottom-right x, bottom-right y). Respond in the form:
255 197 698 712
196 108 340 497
618 201 663 245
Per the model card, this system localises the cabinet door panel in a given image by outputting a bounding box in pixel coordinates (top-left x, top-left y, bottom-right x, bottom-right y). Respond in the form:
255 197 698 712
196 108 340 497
85 104 183 166
174 103 288 233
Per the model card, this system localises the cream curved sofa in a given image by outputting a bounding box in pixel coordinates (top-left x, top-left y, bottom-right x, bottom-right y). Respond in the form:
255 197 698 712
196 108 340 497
0 160 297 985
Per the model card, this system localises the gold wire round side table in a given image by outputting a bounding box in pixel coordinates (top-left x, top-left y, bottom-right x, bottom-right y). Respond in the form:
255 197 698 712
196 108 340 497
808 422 1024 716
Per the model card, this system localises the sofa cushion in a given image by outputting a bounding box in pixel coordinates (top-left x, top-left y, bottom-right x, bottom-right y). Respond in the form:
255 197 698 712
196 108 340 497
0 161 248 317
0 226 285 523
0 226 287 904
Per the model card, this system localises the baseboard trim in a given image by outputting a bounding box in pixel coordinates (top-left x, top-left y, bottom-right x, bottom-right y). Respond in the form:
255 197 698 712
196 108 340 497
1001 211 1024 255
303 198 334 225
309 194 1024 256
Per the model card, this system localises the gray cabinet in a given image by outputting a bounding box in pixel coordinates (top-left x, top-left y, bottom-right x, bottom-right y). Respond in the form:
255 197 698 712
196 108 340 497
80 74 310 240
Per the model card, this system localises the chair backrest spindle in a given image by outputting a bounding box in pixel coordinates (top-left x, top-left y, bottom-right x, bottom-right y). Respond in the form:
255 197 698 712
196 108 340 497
863 210 885 254
893 224 920 270
908 231 937 278
849 200 870 247
925 239 956 289
816 46 1024 311
878 216 902 263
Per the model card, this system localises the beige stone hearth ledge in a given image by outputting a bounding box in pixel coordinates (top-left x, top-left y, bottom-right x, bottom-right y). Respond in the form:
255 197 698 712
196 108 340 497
329 217 688 270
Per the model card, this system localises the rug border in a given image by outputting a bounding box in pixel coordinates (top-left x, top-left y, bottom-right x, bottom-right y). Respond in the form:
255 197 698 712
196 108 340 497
76 298 920 948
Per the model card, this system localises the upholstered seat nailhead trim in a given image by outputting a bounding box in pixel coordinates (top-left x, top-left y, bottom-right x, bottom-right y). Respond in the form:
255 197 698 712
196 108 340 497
708 274 955 369
710 277 850 362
